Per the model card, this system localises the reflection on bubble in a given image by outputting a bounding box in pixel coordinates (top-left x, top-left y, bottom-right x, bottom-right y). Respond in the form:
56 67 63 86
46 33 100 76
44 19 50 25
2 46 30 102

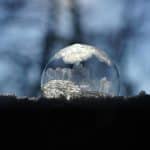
41 43 120 100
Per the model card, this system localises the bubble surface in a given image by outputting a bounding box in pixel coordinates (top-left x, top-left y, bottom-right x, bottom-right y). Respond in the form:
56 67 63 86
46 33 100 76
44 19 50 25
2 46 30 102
41 43 120 99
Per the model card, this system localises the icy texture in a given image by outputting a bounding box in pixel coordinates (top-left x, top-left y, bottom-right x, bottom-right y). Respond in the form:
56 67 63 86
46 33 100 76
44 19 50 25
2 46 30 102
41 43 120 99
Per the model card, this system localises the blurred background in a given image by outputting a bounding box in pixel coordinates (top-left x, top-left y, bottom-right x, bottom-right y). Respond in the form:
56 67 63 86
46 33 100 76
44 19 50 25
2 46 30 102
0 0 149 96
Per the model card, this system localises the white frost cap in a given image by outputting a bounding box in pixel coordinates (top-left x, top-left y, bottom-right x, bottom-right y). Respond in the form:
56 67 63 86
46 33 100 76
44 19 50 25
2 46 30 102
54 43 112 66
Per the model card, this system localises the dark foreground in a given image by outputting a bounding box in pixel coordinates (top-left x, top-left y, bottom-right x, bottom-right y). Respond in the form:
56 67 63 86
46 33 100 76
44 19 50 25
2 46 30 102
0 93 149 148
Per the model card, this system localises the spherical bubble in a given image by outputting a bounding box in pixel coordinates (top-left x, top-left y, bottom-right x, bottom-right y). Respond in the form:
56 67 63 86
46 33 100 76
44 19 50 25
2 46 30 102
41 43 120 100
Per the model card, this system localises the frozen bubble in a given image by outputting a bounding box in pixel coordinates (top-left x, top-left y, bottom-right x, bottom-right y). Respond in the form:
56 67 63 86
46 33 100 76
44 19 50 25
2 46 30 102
41 43 120 99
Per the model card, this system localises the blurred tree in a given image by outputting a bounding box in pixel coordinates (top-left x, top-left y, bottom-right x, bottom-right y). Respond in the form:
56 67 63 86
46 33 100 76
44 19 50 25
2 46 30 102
0 0 148 96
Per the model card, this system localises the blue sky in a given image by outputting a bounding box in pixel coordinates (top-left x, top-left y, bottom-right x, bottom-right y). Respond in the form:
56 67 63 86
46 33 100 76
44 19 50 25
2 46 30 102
0 0 149 96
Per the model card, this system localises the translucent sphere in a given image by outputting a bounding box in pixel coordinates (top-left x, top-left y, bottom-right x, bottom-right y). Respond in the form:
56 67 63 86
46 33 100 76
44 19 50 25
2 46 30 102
41 43 120 99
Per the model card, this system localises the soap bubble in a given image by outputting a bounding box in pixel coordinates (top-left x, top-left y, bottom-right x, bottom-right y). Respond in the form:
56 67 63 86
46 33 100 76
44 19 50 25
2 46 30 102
41 43 120 100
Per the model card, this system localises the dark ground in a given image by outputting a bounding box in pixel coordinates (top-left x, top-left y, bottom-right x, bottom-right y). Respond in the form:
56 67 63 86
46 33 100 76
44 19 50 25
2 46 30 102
0 92 150 148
